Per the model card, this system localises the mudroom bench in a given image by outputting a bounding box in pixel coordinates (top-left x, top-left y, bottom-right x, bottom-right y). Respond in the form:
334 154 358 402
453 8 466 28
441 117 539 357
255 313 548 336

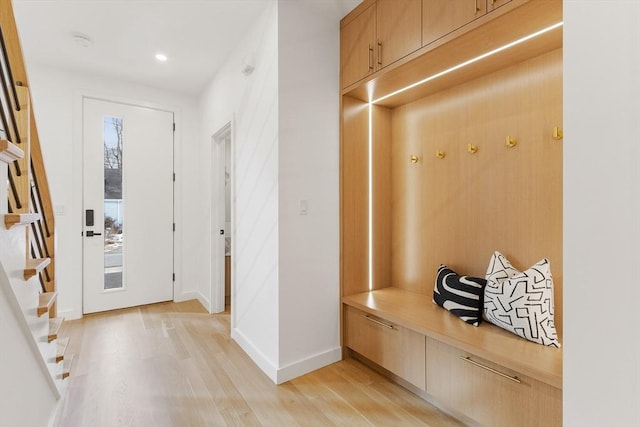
342 287 562 426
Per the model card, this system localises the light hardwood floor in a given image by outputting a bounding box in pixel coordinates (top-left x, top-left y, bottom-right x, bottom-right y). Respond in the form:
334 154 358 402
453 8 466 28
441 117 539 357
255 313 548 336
58 300 464 427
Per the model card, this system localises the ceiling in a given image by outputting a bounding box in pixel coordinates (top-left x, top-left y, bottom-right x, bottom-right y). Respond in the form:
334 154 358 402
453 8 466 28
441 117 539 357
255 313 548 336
11 1 270 95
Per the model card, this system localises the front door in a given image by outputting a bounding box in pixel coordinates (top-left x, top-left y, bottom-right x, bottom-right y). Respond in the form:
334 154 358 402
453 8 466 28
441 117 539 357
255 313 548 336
82 97 174 314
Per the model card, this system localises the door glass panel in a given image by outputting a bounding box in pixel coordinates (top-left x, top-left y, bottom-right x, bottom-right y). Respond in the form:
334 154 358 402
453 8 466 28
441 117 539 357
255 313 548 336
103 116 124 290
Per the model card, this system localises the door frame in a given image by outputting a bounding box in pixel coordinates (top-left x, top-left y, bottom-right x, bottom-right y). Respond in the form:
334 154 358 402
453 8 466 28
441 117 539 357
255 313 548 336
74 92 182 316
210 120 234 314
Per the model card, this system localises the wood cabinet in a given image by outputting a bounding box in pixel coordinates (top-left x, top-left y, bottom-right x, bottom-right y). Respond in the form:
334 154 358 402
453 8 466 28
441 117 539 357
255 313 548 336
341 0 422 88
426 337 561 427
340 1 563 426
422 0 486 46
340 3 376 89
488 0 513 12
344 306 425 390
376 0 422 69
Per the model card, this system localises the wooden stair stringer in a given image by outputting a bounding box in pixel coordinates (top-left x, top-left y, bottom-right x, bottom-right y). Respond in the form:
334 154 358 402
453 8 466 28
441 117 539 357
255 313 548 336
0 139 24 163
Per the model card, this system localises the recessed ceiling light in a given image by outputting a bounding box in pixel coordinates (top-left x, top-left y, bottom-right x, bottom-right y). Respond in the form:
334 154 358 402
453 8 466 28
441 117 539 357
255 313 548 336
155 53 168 62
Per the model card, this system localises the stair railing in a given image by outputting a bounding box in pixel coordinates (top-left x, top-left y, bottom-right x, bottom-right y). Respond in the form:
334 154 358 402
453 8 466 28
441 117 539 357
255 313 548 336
0 0 56 315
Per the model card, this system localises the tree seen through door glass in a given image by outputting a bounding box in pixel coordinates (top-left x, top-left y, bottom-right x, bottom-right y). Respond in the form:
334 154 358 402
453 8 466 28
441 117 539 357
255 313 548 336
103 116 124 290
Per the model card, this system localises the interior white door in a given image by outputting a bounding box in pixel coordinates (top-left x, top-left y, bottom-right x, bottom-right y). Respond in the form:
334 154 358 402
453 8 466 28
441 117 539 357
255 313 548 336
82 97 174 314
210 124 230 313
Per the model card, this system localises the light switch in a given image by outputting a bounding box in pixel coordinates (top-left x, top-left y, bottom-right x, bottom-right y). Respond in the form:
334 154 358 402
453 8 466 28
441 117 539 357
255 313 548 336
299 199 308 215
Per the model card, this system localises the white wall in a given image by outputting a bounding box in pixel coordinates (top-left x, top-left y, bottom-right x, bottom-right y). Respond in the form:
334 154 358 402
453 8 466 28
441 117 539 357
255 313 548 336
276 0 346 381
564 1 640 425
199 0 357 382
0 266 58 427
0 164 58 427
26 64 200 319
199 1 281 377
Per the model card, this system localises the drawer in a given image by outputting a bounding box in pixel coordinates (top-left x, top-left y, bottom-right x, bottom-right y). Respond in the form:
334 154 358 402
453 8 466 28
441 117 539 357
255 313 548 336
425 337 561 427
344 306 425 390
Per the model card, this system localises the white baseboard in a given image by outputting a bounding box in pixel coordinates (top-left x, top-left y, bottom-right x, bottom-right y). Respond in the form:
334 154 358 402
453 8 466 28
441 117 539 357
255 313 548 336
231 327 341 385
56 308 81 321
174 290 210 311
276 347 342 384
231 327 278 383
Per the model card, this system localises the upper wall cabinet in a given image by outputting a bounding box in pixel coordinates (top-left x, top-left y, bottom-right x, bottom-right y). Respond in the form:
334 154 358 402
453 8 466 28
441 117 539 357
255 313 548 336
341 3 376 89
376 0 422 69
341 0 422 89
423 0 487 47
488 0 513 12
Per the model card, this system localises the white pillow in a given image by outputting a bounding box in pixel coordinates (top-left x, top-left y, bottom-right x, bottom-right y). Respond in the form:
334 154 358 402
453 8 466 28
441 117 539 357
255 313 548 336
484 252 560 347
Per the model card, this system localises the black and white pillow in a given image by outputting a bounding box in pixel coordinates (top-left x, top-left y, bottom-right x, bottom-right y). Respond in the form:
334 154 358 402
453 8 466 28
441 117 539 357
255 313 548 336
484 252 560 347
433 265 487 326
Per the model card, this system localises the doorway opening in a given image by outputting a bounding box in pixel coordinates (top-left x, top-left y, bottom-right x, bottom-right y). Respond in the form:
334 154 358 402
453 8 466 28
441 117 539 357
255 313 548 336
211 122 232 313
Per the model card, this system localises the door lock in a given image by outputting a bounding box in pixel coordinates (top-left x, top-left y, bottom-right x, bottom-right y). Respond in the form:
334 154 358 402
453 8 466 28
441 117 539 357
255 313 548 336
219 229 224 235
86 230 102 237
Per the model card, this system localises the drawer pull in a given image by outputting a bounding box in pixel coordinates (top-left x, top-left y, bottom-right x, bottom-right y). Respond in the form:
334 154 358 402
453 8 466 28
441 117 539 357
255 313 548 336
459 356 521 384
364 315 395 330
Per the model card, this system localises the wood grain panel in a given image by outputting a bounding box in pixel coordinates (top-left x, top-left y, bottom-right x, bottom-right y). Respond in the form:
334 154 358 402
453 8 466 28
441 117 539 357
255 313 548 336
372 105 392 289
12 86 30 214
390 49 563 335
376 0 422 69
345 305 426 390
340 3 376 89
489 0 514 12
342 96 370 296
423 0 487 47
426 337 561 426
343 288 562 389
345 0 562 106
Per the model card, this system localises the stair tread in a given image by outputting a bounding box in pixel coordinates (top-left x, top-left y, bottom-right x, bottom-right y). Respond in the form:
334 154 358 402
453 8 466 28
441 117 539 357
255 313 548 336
62 354 75 380
48 317 64 343
37 292 57 317
4 213 41 229
56 337 70 363
24 257 50 280
0 139 24 163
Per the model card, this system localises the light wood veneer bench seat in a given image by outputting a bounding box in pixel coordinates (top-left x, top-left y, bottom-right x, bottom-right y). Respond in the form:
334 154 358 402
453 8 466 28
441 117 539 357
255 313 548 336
342 287 562 426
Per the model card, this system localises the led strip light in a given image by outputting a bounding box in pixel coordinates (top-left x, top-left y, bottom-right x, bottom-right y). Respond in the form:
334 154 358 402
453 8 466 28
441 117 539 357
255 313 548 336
367 21 563 291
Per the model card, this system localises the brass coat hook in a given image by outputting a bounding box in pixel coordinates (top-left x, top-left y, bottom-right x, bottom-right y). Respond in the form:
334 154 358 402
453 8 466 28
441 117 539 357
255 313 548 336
553 126 563 140
435 150 446 159
467 144 478 154
410 155 419 163
505 136 517 148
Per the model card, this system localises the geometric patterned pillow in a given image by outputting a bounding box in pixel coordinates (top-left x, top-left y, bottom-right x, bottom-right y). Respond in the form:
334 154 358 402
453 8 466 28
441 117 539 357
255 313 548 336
484 253 560 347
434 265 487 327
485 251 519 288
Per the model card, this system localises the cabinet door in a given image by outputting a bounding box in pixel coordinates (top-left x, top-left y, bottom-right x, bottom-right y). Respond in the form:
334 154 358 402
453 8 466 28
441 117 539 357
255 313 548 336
345 306 426 390
488 0 512 12
425 338 561 427
341 4 376 89
422 0 487 46
376 0 422 70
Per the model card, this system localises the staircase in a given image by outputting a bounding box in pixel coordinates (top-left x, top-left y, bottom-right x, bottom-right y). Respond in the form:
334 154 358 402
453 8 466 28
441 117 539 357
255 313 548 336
0 0 70 425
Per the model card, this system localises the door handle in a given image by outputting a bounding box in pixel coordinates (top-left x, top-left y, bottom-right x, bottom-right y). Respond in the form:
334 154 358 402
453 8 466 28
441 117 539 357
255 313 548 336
86 230 102 237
